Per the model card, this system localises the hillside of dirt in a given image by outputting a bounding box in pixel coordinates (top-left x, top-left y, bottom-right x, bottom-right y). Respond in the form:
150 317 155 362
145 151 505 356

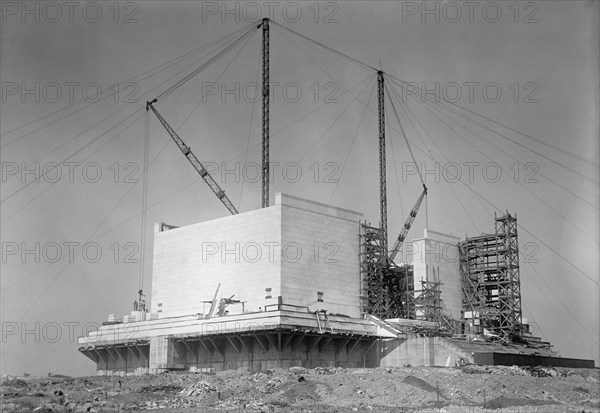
1 365 599 412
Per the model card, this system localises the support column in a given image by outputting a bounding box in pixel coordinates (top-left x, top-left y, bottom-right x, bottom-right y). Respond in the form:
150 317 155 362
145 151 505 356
149 337 172 374
261 18 270 208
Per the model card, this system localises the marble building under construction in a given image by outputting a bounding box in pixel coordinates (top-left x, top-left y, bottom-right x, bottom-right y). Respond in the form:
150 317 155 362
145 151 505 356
77 20 594 375
78 193 591 375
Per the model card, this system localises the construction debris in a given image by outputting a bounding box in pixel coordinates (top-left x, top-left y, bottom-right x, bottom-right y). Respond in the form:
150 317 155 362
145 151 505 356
1 365 597 412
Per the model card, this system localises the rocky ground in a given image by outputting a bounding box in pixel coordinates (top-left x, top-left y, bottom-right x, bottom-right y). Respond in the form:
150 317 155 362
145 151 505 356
1 365 598 412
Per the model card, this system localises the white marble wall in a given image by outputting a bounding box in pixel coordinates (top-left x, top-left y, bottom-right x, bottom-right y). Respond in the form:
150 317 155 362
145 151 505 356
150 193 363 318
409 229 462 318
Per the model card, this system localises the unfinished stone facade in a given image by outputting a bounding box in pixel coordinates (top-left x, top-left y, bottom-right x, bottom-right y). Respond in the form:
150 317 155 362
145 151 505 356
151 193 362 318
79 194 379 375
79 194 580 374
409 229 462 319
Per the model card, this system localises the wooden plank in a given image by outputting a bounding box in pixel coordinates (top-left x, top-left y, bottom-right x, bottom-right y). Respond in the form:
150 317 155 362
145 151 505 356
237 335 251 353
253 334 268 351
293 332 307 351
80 348 98 363
226 336 241 353
308 336 322 353
318 336 332 353
198 338 211 354
182 340 194 355
126 345 139 358
206 337 222 356
106 346 119 359
265 333 277 351
341 336 353 352
348 337 362 353
281 332 296 352
93 348 106 363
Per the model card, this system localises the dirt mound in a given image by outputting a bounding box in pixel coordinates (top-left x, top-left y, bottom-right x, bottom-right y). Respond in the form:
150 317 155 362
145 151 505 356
276 380 321 403
1 366 598 412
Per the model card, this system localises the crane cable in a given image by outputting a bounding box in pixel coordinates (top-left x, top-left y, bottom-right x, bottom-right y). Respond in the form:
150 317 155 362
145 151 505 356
384 75 429 229
401 79 598 211
270 20 377 73
240 53 262 209
1 25 258 207
387 79 496 220
1 23 256 148
5 28 254 192
387 81 485 232
1 108 145 205
139 110 150 293
329 78 376 204
1 111 147 292
527 263 598 345
273 19 598 172
271 76 376 192
384 73 599 170
384 80 424 187
382 79 596 284
386 78 599 245
155 25 258 101
386 76 598 185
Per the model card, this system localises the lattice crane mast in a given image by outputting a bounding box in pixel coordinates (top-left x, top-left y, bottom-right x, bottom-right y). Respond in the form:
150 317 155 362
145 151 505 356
146 99 239 215
388 184 427 263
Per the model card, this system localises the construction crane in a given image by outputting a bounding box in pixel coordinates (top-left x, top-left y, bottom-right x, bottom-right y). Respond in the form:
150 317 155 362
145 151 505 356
388 184 428 264
146 99 239 215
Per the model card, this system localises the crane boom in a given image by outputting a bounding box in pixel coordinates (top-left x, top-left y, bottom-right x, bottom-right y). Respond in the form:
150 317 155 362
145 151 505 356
146 99 239 215
388 184 427 263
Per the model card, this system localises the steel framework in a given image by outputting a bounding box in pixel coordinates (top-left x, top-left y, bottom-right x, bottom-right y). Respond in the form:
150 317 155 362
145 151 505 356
460 212 523 339
261 18 270 208
359 223 413 319
412 273 457 335
377 71 388 256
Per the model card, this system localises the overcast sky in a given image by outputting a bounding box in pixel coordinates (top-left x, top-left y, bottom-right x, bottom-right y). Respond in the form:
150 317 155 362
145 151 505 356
1 1 598 376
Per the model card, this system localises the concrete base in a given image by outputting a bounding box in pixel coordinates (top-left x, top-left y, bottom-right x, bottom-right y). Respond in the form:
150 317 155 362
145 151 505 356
81 342 150 376
79 309 381 375
170 330 378 373
81 330 378 375
149 336 172 373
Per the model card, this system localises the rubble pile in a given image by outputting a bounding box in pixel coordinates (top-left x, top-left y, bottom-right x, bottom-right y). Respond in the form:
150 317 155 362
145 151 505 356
1 365 598 412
